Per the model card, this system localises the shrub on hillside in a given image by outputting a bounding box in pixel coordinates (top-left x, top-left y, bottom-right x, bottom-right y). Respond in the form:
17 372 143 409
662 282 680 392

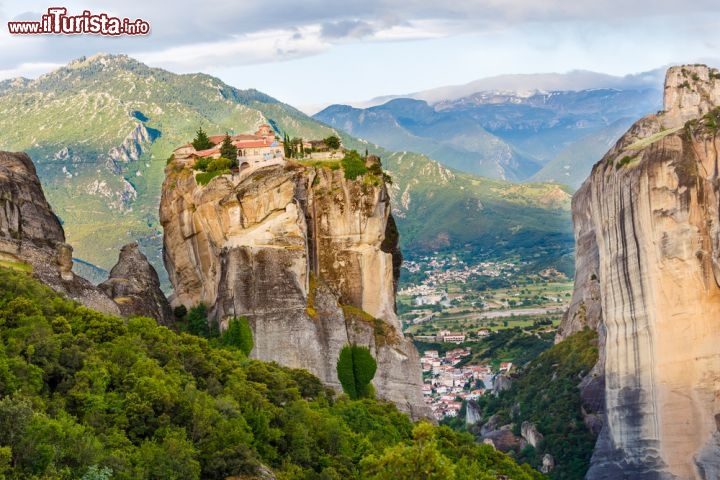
0 266 545 480
221 316 254 356
341 150 368 180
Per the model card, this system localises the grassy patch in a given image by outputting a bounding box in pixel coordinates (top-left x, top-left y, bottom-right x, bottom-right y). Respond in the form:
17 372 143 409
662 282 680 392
296 159 341 170
341 304 399 346
195 169 229 186
626 126 682 151
0 259 32 273
615 154 638 170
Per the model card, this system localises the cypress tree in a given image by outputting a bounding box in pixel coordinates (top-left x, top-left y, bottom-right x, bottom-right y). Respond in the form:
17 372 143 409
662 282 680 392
221 317 254 356
336 345 377 400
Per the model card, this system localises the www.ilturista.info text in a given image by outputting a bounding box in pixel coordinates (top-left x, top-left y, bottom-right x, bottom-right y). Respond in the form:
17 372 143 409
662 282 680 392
8 8 150 35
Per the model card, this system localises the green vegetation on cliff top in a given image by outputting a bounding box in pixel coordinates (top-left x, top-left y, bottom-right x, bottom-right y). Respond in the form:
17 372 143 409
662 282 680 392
0 266 544 480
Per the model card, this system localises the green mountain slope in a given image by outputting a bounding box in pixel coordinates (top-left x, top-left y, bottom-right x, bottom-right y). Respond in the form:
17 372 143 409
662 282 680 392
530 118 635 189
0 266 545 480
0 53 573 282
315 99 541 180
377 149 573 271
473 329 599 479
0 54 336 280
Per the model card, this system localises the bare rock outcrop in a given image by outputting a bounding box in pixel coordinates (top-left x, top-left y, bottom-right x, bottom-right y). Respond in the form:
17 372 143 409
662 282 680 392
494 374 513 393
559 65 720 479
521 421 544 448
99 242 174 327
541 454 556 474
466 400 482 426
480 425 525 453
160 159 429 418
0 151 120 315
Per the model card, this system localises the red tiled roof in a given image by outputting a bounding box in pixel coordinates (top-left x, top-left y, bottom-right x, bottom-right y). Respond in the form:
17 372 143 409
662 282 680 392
207 133 276 145
195 146 220 157
234 139 274 148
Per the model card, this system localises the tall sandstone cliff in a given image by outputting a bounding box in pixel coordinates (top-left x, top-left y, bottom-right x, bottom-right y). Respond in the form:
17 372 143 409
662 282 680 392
160 158 429 418
559 65 720 479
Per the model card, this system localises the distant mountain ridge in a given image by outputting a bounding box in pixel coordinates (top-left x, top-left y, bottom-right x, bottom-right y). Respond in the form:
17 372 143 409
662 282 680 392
315 83 662 183
357 68 666 107
315 98 540 180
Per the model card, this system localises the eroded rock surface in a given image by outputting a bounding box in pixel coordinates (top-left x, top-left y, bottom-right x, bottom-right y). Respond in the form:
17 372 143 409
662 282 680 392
521 421 544 448
559 65 720 479
160 160 429 418
99 242 174 326
0 151 120 315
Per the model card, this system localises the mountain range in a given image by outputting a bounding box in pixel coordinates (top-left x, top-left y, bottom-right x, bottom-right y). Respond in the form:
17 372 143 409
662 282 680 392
314 73 663 184
355 69 666 107
0 54 574 281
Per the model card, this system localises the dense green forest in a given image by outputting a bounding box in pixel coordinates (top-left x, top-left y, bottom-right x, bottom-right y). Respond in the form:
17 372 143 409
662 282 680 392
0 267 544 480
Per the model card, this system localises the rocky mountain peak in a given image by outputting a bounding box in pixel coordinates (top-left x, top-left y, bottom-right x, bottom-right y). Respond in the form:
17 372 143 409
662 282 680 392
1 150 176 326
66 52 141 73
99 242 174 327
662 64 720 127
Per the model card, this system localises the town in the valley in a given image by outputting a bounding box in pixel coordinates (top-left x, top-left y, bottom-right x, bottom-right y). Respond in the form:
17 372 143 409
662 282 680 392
419 344 513 420
400 255 572 421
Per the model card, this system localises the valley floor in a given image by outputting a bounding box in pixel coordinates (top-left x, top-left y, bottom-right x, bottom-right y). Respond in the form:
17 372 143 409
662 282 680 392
399 254 573 420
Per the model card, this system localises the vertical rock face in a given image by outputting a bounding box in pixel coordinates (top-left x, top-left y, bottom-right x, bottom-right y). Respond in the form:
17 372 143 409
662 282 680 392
0 151 120 315
560 65 720 479
160 160 430 418
99 242 174 326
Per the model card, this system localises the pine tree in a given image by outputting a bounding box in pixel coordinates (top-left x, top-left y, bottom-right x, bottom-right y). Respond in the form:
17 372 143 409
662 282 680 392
192 127 214 151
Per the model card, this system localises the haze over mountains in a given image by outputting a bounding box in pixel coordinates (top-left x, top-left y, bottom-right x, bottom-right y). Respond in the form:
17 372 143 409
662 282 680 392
354 69 666 107
314 70 664 185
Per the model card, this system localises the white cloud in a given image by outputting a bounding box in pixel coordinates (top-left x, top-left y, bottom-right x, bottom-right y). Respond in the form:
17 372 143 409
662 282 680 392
0 0 719 106
136 26 331 71
134 18 458 71
0 61 63 79
1 0 718 72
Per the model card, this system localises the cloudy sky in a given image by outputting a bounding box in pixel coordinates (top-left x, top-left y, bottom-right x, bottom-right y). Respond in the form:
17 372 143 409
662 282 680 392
1 0 719 111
